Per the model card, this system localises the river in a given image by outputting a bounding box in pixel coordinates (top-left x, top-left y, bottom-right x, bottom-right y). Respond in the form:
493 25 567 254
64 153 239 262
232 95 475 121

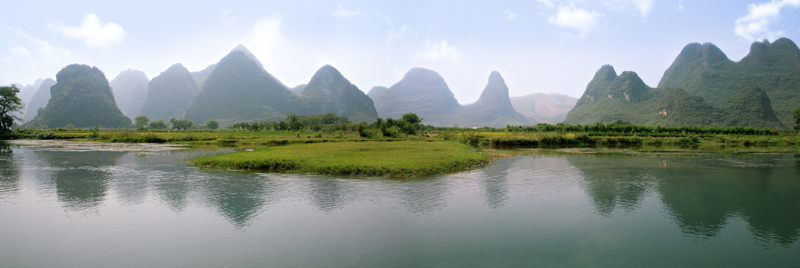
0 141 798 267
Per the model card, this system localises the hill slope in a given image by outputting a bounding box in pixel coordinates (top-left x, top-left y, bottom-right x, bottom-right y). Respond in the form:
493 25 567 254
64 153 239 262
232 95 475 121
139 63 198 121
563 65 784 128
658 38 800 126
300 65 377 122
182 47 300 125
370 68 461 124
109 69 149 117
26 64 131 128
446 71 532 127
23 78 56 122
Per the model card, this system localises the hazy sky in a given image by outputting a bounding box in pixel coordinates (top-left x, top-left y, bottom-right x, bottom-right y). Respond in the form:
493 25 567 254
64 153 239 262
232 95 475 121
1 0 798 103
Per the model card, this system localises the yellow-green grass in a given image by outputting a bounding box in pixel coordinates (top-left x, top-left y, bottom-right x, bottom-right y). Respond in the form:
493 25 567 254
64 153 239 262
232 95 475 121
191 141 493 177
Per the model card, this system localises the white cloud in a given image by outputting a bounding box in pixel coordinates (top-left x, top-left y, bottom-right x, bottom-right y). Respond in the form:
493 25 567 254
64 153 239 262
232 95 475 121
536 0 556 8
331 4 361 18
386 24 409 44
678 0 685 10
734 0 800 41
420 40 461 61
504 9 518 20
547 5 601 38
247 15 286 67
605 0 654 17
2 27 71 65
219 8 238 25
51 14 126 48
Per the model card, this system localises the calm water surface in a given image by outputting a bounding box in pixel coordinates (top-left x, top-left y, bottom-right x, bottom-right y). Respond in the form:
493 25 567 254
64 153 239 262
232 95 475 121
1 141 799 267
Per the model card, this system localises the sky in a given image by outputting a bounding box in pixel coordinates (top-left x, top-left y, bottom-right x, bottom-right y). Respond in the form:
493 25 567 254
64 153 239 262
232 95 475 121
1 0 799 104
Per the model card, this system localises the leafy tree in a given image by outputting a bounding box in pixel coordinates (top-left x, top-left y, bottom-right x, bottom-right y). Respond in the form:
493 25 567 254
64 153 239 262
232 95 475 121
135 116 150 130
285 112 299 123
0 85 24 132
401 113 422 125
206 120 219 130
794 108 800 131
169 118 194 131
149 120 167 129
289 121 304 131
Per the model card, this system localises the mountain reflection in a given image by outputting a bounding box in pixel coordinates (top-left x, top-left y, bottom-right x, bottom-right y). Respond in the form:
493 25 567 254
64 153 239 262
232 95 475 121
34 150 125 211
0 142 20 198
307 178 353 213
201 175 281 228
570 154 800 245
476 160 510 210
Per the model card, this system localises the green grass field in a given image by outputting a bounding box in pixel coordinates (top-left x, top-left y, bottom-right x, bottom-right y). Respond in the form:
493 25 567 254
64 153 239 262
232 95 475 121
191 141 493 177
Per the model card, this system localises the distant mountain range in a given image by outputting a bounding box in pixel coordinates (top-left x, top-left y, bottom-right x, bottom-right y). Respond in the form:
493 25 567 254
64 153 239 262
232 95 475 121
18 38 796 130
564 38 798 129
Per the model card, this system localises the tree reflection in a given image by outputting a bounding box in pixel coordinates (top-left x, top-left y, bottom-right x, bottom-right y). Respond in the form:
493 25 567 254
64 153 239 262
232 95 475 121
307 178 353 213
0 142 20 198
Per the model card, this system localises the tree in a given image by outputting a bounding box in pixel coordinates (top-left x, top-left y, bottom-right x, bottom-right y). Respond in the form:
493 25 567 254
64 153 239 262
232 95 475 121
149 120 167 129
169 118 194 131
794 108 800 131
0 85 25 132
401 113 422 125
289 121 304 131
206 120 219 130
135 116 150 130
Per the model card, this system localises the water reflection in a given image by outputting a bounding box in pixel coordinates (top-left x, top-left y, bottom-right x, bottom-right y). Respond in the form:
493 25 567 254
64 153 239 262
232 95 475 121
33 150 125 210
394 178 449 215
0 142 19 198
570 154 800 245
477 161 509 210
201 175 279 228
569 156 656 217
307 178 353 213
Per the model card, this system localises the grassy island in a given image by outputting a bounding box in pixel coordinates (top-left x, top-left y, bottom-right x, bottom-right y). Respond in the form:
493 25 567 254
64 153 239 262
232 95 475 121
191 141 492 177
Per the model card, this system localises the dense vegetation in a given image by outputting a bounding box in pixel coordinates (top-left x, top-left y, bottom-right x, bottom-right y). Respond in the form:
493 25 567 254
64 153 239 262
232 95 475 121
25 64 132 129
563 65 785 129
0 84 24 132
658 38 800 126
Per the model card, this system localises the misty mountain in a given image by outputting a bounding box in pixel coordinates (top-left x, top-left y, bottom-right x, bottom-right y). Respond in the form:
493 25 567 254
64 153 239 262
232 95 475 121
26 64 132 128
369 68 461 125
23 78 56 122
290 84 307 95
562 65 783 128
126 82 148 118
658 38 800 126
14 78 44 106
140 63 198 121
191 63 216 89
109 69 149 118
510 93 578 124
300 65 377 123
371 68 531 127
182 46 300 125
443 71 532 127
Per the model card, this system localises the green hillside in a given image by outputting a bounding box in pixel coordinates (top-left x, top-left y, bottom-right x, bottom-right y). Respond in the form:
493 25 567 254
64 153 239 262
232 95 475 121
369 68 461 124
443 71 532 127
109 69 149 118
26 64 132 128
563 65 784 129
658 38 800 126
